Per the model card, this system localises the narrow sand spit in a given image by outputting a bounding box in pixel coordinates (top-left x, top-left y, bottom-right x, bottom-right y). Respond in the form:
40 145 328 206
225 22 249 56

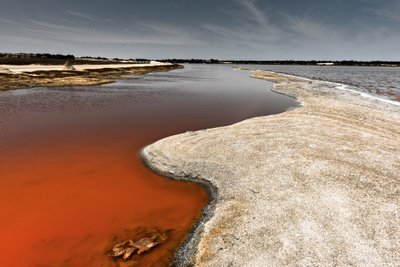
0 61 171 74
142 71 400 266
0 62 181 91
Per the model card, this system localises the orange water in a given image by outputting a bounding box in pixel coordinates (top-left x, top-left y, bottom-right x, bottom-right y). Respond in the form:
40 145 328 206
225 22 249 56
0 120 209 266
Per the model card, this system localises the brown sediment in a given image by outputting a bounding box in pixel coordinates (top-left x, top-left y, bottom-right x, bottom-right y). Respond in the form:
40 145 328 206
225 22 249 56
0 64 182 91
142 71 400 266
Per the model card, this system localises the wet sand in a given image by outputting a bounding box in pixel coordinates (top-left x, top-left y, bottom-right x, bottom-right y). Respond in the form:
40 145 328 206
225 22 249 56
143 71 400 266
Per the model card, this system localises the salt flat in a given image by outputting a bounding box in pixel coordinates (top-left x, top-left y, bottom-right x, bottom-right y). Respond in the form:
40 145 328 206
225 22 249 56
143 71 400 266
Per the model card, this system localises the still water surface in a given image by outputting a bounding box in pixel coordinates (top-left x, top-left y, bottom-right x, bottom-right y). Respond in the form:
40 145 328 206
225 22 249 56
0 65 297 266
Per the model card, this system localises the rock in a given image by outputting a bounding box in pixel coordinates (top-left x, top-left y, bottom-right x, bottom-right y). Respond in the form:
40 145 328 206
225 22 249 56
109 230 168 261
63 61 76 71
0 67 12 74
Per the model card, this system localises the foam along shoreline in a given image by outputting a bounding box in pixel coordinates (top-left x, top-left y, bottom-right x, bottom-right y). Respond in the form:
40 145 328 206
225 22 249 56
0 61 181 91
142 71 400 266
267 70 400 107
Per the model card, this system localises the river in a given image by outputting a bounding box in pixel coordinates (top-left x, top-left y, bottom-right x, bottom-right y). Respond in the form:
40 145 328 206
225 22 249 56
0 64 297 266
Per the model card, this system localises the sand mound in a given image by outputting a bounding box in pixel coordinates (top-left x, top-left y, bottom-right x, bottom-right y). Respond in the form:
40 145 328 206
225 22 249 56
0 67 12 74
63 61 76 71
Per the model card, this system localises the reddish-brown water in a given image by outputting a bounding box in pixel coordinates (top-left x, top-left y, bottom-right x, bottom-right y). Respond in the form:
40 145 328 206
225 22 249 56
0 65 297 266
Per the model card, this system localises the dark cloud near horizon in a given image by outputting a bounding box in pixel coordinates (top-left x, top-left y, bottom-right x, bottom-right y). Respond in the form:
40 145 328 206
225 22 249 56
0 0 399 60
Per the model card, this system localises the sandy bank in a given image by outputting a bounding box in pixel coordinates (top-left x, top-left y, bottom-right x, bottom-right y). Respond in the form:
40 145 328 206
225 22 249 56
142 71 400 266
0 62 181 91
0 61 171 74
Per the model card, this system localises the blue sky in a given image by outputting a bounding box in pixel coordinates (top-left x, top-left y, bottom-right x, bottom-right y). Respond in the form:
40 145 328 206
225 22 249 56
1 0 399 60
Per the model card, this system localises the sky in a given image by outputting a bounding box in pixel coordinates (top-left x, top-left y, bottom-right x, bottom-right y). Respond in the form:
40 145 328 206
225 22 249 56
0 0 399 60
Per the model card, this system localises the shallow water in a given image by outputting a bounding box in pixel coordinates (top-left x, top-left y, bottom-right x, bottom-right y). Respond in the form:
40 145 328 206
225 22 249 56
0 64 297 266
252 65 400 102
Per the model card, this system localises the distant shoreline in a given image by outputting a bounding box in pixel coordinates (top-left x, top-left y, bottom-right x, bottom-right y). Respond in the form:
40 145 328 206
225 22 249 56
1 53 399 67
157 59 400 67
0 62 182 91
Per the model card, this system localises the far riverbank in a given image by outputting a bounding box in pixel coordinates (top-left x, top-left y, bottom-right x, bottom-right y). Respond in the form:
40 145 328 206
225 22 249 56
0 62 182 91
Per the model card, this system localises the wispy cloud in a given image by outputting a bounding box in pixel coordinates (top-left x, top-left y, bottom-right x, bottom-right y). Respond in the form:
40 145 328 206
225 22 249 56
229 0 281 36
285 16 342 43
1 18 203 47
370 2 400 22
202 0 285 47
1 0 400 59
66 10 96 21
133 21 203 45
199 0 400 59
235 0 269 28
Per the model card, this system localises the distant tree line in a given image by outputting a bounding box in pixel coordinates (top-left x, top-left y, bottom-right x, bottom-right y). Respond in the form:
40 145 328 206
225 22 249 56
0 53 76 65
159 59 220 64
0 53 150 65
1 53 398 67
158 59 400 67
80 56 109 60
0 53 75 60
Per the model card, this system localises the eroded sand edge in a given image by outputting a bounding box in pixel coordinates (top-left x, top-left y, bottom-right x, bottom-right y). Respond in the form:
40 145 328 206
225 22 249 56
142 71 400 266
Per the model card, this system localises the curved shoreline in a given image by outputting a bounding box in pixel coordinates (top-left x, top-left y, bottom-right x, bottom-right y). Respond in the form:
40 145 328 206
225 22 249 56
142 70 400 266
140 71 303 266
140 149 219 266
140 70 301 266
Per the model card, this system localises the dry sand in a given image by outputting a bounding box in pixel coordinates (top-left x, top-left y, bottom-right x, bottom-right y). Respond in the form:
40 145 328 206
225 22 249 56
0 67 12 74
142 71 400 266
0 61 171 74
